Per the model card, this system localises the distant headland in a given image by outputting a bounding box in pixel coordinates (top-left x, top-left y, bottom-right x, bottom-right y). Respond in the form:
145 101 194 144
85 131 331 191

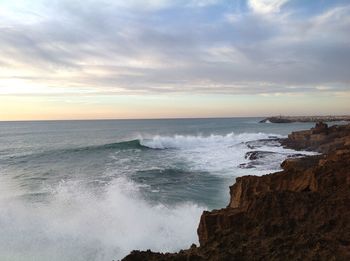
260 115 350 123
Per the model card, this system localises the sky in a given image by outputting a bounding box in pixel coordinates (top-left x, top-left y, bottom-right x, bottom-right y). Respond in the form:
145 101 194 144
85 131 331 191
0 0 349 120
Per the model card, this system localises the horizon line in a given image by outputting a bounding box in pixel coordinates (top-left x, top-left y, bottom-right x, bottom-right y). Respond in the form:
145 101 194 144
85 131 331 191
0 116 265 123
1 114 350 123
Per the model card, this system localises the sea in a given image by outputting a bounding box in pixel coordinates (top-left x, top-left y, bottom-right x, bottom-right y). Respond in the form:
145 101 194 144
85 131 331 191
0 118 320 261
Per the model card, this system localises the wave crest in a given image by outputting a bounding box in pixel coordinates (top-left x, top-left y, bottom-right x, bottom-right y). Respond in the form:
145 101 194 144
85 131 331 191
0 176 203 260
139 132 281 150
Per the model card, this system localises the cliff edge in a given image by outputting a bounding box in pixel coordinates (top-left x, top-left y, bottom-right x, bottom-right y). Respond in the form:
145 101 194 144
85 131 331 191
123 123 350 261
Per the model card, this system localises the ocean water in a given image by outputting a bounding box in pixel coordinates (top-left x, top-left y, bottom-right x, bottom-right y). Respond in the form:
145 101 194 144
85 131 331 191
0 118 319 260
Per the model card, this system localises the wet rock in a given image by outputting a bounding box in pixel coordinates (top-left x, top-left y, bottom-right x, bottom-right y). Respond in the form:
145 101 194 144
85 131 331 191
244 138 281 150
244 150 275 160
286 153 305 158
239 150 278 169
238 163 256 169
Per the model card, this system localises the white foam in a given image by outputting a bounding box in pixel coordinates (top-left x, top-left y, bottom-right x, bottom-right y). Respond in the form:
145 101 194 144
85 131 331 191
140 132 280 150
139 133 288 175
0 177 203 261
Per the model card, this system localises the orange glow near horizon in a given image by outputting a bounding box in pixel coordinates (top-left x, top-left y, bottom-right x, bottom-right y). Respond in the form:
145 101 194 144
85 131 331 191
1 92 349 121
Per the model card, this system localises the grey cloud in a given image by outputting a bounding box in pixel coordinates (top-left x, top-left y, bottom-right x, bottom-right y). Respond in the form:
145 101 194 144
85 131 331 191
0 0 349 95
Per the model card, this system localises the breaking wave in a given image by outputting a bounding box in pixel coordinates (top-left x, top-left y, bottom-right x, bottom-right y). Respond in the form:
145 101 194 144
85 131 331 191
139 132 281 149
0 176 203 261
62 132 282 152
9 133 283 161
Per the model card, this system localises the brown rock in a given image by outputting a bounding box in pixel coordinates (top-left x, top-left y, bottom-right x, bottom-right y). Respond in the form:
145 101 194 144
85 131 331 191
281 122 350 153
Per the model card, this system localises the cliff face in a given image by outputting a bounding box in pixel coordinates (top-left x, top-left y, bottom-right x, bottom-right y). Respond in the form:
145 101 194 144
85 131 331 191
281 122 350 153
123 123 350 261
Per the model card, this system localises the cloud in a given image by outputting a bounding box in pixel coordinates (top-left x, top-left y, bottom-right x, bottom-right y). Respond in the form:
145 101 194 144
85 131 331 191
248 0 289 14
0 0 349 97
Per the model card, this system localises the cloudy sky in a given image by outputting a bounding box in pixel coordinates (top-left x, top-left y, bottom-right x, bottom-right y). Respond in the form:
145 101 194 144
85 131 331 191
0 0 349 120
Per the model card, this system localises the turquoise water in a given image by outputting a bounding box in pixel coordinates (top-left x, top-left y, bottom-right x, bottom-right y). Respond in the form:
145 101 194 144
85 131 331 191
0 118 319 260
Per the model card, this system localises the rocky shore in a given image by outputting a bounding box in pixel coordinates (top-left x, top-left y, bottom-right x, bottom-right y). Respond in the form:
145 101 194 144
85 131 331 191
260 115 350 123
122 122 350 261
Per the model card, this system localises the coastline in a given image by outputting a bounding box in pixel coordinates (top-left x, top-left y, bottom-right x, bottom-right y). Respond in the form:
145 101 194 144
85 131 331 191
260 115 350 123
122 122 350 260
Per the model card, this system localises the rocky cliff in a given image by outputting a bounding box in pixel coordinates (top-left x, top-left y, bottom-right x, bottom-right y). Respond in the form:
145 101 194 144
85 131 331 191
122 123 350 261
281 122 350 153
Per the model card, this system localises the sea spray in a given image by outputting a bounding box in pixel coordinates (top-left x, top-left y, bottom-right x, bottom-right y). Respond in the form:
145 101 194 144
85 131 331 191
0 176 203 261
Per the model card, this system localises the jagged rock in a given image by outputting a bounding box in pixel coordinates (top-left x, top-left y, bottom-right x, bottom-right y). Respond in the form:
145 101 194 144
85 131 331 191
281 122 350 153
286 153 305 158
244 138 280 149
238 151 277 169
238 162 255 169
313 121 328 133
240 151 304 170
244 151 275 160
